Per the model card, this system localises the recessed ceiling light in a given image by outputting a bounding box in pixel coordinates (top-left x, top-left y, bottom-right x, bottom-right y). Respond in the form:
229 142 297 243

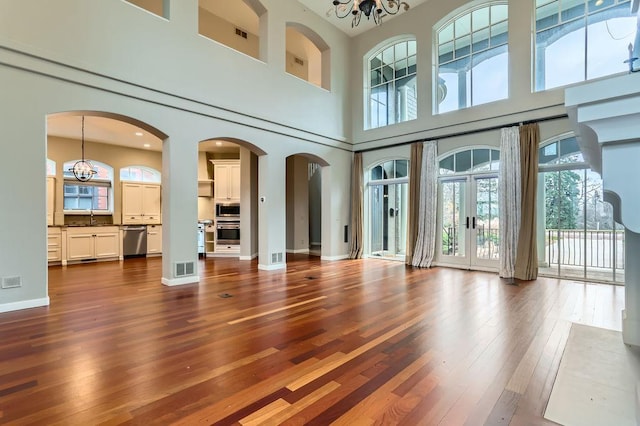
143 143 151 148
216 141 223 146
135 132 144 137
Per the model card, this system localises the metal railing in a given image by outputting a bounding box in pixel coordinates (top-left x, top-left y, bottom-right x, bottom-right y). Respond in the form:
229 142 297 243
546 229 625 269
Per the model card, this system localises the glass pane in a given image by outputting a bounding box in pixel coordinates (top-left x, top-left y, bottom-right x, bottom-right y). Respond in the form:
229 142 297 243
407 55 417 75
439 41 455 63
371 165 383 180
472 27 490 52
559 137 580 157
407 40 417 56
441 180 466 257
490 21 508 46
395 58 407 78
588 0 615 12
371 69 381 86
472 149 491 171
438 56 470 113
440 155 455 174
440 22 454 44
536 1 559 31
370 185 384 255
395 160 408 178
561 0 585 22
539 142 558 164
383 161 395 179
476 177 499 260
455 13 471 37
586 12 635 80
537 24 586 90
382 47 394 66
455 34 471 58
491 4 509 23
395 75 417 122
471 48 508 106
455 150 472 173
472 7 490 31
395 42 408 61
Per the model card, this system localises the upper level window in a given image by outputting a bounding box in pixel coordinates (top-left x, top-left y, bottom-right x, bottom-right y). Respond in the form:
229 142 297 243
63 161 113 212
535 0 636 91
436 4 509 114
120 166 161 183
439 148 501 175
367 39 417 129
46 159 56 177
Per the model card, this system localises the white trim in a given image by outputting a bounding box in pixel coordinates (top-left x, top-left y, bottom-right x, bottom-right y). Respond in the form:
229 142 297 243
258 263 286 271
161 276 200 286
286 248 309 254
239 253 258 261
320 254 349 261
622 309 640 347
0 297 50 313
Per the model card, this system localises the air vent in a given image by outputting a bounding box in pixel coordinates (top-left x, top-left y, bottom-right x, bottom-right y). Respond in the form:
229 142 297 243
174 262 195 278
235 28 248 39
294 57 304 66
2 276 22 289
271 252 283 264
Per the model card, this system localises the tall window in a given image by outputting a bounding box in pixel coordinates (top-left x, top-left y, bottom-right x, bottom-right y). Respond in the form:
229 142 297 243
535 0 636 91
63 161 113 212
436 4 509 114
367 39 417 129
120 166 161 183
538 135 624 283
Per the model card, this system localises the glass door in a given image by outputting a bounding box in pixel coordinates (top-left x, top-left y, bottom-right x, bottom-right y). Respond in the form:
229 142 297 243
438 175 499 270
369 182 408 260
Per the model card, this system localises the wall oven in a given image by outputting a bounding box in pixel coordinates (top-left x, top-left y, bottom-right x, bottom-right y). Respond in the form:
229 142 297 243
216 221 240 245
215 202 240 219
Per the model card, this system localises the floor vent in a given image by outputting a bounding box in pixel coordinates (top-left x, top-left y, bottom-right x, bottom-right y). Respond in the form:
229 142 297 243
2 276 22 289
271 252 283 264
174 262 195 278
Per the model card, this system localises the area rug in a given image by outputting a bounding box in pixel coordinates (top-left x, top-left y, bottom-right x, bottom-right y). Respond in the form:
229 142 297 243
544 323 639 426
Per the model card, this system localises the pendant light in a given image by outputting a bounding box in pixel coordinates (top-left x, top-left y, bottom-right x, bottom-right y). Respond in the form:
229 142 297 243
69 116 96 182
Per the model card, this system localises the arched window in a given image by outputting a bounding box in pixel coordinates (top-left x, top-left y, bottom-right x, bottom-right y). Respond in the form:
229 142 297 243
535 0 637 91
366 39 417 129
120 165 161 183
62 160 114 212
46 159 56 176
436 3 509 114
538 134 624 283
439 148 501 175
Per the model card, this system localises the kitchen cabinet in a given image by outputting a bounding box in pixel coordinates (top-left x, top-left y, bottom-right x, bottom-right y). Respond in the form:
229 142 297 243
122 183 161 224
47 177 55 226
147 225 162 255
47 227 61 262
66 226 120 262
205 224 215 254
211 160 240 201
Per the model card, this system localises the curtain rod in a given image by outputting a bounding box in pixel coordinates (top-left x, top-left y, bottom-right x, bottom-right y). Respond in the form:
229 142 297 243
354 113 569 154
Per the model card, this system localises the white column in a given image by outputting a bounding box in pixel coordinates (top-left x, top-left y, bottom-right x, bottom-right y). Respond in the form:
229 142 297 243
258 154 286 270
623 229 640 347
161 136 200 286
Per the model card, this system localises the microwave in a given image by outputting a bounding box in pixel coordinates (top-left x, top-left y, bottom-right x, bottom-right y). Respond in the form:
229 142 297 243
216 202 240 218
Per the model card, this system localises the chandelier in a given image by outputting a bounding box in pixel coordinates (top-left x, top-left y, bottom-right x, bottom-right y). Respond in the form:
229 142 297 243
68 116 97 182
331 0 410 27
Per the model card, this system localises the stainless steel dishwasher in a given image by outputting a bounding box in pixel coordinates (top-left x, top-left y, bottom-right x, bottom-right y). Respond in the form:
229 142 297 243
123 225 147 258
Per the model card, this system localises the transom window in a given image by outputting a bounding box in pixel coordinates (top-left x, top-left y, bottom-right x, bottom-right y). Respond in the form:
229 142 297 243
63 160 113 212
534 0 636 91
120 165 161 183
436 4 509 114
367 39 417 129
370 159 409 181
439 148 501 175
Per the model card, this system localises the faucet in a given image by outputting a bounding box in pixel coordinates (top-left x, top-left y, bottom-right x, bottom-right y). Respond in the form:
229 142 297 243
90 210 96 226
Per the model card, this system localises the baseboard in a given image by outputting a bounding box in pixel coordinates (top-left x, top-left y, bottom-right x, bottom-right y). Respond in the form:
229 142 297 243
161 276 200 286
622 309 640 348
239 253 258 261
310 241 321 246
258 263 286 271
320 254 349 261
0 297 50 313
286 249 310 254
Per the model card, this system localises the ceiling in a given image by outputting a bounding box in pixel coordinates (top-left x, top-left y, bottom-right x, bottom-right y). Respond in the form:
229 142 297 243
297 0 429 37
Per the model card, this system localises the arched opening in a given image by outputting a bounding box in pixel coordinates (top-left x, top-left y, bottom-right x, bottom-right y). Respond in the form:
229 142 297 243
285 23 330 90
198 0 266 61
124 0 168 19
285 153 328 259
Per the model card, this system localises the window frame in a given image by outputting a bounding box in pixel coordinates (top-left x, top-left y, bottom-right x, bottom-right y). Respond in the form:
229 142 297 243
120 165 161 183
62 160 114 214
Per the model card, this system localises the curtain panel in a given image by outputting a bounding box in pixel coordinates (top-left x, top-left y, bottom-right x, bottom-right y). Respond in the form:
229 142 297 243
499 127 521 279
515 123 540 280
411 141 438 268
406 143 423 265
348 152 364 259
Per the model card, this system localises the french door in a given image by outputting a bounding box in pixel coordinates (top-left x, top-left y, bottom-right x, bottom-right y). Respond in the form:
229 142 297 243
369 182 408 260
438 175 499 270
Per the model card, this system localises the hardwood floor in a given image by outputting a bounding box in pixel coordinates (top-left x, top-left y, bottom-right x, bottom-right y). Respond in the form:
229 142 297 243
0 256 625 425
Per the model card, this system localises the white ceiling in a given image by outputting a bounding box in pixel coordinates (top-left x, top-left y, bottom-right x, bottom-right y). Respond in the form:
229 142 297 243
297 0 428 37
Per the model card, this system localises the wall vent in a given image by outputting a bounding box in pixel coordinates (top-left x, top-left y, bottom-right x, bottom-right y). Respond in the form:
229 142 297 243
271 252 283 264
174 262 195 278
235 28 248 39
294 57 304 66
1 276 22 289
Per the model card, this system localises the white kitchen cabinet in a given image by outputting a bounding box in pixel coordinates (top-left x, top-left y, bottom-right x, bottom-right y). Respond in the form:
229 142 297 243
66 226 120 262
211 160 240 201
147 224 162 255
47 177 55 226
122 183 161 224
47 227 61 262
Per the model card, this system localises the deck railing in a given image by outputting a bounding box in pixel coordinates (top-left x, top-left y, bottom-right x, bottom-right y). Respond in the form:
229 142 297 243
545 229 625 269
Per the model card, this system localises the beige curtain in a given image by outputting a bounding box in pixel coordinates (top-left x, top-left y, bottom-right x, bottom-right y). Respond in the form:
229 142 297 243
411 141 438 268
348 152 364 259
515 123 540 280
406 143 423 264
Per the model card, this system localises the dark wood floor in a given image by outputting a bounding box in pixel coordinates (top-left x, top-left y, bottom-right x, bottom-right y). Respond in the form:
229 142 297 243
0 255 625 425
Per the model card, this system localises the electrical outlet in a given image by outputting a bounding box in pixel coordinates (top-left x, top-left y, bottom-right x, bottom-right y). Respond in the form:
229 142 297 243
1 276 22 289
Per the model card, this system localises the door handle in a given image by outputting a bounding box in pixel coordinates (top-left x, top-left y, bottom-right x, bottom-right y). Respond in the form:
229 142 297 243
472 217 476 229
466 217 470 229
